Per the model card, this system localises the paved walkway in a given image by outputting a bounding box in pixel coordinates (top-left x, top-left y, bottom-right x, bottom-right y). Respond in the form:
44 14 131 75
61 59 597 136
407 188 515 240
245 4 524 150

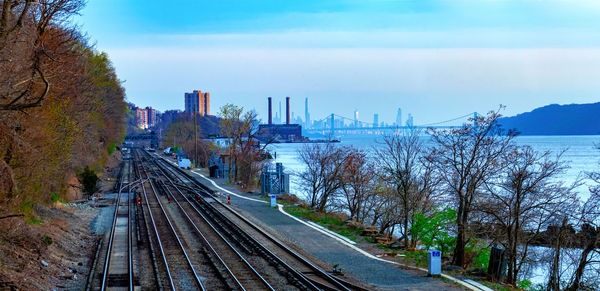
179 166 462 290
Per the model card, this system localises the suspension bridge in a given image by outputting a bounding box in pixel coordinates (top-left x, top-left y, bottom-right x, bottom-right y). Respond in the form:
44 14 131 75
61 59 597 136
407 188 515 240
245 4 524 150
303 112 478 135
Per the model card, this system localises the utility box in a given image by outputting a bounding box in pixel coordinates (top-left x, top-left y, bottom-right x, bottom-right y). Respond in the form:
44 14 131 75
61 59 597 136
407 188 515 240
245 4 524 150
428 250 442 276
261 163 290 194
270 194 277 207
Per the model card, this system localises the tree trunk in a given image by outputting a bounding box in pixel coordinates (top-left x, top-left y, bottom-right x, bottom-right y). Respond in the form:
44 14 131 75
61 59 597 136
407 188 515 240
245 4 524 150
548 217 567 291
453 200 466 267
566 233 598 291
403 211 409 247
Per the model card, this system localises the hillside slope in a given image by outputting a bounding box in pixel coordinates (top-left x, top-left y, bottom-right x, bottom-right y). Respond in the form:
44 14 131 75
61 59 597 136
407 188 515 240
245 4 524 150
499 102 600 135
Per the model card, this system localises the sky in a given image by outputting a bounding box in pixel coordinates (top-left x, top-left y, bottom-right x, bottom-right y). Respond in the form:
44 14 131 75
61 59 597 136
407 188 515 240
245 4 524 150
76 0 600 125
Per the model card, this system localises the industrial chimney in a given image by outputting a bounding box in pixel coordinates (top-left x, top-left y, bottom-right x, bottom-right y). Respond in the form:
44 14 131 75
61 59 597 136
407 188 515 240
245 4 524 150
286 97 290 124
268 97 272 124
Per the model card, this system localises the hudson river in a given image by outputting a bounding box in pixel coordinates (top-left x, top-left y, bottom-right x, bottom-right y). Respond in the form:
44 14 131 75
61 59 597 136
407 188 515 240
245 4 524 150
268 135 600 285
270 135 600 200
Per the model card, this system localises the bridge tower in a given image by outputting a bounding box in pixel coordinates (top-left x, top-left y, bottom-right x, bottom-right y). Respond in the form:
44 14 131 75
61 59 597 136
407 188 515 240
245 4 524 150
330 113 335 137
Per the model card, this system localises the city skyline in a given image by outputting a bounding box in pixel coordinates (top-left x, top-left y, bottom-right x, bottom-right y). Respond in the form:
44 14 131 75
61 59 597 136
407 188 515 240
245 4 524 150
77 1 600 124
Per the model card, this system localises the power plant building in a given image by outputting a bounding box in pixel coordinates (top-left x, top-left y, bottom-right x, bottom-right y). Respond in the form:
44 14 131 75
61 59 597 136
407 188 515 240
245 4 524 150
185 90 210 116
257 97 303 142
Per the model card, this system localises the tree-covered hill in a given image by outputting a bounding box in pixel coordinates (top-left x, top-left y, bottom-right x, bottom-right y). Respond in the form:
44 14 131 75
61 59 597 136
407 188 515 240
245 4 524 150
499 102 600 135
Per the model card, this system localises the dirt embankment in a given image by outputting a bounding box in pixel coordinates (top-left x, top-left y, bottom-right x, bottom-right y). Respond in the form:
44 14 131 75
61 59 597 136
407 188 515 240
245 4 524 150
0 205 99 290
0 153 121 290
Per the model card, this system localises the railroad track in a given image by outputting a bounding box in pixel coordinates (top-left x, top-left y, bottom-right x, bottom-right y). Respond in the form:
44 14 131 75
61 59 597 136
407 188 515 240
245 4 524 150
135 150 209 290
137 149 279 290
151 170 276 290
142 149 371 291
89 158 135 291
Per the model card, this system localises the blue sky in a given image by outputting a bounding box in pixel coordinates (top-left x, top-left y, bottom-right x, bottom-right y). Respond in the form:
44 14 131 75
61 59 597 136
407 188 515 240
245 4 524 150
77 0 600 124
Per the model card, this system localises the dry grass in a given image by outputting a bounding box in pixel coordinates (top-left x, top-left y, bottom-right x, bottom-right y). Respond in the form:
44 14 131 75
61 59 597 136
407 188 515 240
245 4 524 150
0 205 98 290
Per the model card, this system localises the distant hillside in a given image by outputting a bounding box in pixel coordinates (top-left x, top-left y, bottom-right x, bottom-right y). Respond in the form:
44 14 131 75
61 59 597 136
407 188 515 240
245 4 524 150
499 102 600 135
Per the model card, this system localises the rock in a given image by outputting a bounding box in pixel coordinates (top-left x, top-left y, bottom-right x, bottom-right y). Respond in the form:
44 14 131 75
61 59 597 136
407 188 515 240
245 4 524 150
41 260 49 267
389 241 406 249
62 274 74 280
467 268 487 277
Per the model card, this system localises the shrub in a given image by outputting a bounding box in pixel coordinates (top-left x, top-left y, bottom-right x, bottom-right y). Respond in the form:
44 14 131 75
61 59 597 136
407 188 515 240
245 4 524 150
78 166 99 197
50 192 59 203
41 235 53 246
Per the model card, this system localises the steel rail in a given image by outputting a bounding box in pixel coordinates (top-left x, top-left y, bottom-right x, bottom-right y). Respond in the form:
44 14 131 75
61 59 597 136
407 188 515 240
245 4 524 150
151 161 275 291
100 160 134 291
132 150 163 290
137 149 206 291
134 150 163 290
155 155 360 291
150 156 326 291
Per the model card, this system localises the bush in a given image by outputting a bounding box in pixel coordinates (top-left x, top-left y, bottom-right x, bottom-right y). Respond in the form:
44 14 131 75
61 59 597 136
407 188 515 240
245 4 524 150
410 207 457 254
50 192 59 203
41 235 53 246
108 141 116 155
466 239 490 270
78 166 99 197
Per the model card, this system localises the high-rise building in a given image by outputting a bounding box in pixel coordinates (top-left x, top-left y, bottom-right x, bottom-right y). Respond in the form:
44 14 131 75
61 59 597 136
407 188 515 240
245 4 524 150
146 106 157 127
136 108 147 129
184 90 210 116
406 113 414 127
279 101 282 124
373 113 379 128
135 107 157 129
396 107 402 127
305 97 310 128
354 110 359 127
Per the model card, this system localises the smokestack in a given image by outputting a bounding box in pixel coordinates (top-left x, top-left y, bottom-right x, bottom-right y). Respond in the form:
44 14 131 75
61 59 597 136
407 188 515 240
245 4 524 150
286 97 290 124
268 97 272 124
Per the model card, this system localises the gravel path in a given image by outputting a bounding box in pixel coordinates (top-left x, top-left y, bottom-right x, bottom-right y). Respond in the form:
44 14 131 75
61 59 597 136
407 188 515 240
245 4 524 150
185 167 462 291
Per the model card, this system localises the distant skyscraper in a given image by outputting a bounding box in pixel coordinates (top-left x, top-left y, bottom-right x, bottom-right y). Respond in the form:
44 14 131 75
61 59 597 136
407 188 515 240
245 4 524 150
373 113 379 128
146 106 157 127
279 101 282 124
305 97 310 128
396 107 402 127
354 110 359 127
184 90 210 116
136 108 147 129
135 107 156 129
406 113 414 127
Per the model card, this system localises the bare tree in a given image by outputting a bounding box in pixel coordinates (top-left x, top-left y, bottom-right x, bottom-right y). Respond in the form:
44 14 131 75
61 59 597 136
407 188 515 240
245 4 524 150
481 146 576 284
218 104 270 187
1 0 85 204
338 146 374 223
297 143 345 211
563 159 600 290
428 109 516 267
1 0 84 111
374 127 440 247
218 104 246 181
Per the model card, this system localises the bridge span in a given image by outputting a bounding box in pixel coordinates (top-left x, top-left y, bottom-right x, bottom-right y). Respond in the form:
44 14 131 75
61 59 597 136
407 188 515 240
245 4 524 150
304 112 477 135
